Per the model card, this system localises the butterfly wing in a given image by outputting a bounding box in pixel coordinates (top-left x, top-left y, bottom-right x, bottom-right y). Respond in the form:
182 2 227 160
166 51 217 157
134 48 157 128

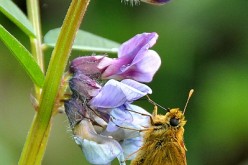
131 139 186 165
160 142 187 165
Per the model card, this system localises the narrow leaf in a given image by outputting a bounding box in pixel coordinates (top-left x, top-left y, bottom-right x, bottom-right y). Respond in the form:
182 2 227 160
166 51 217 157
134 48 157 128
0 0 35 37
44 28 120 53
0 25 44 87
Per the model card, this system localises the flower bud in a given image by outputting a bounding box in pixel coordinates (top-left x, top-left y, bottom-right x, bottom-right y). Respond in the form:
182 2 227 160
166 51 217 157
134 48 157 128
141 0 170 5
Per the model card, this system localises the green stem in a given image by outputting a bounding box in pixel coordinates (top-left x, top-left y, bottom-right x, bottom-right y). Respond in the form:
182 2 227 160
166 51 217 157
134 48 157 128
19 0 90 164
26 0 44 100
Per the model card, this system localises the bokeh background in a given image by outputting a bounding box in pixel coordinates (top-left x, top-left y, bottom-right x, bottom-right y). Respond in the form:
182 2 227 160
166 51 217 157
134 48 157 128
1 0 248 164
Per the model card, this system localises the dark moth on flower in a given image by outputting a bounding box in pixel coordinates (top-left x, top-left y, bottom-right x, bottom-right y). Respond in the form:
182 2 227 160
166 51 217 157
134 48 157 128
64 32 161 165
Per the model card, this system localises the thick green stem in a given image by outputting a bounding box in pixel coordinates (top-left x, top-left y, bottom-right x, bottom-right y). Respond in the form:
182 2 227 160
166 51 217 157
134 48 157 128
19 0 90 164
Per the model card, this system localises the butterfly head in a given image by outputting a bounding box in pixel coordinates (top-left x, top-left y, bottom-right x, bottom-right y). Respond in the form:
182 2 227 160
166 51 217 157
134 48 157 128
165 108 186 128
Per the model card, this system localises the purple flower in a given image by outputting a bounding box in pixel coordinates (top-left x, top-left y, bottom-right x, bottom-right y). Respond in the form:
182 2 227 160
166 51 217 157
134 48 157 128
65 32 161 165
141 0 171 5
124 0 170 6
90 79 152 109
70 32 161 83
72 105 150 164
65 78 152 164
69 56 105 76
69 72 101 99
73 119 124 165
98 32 161 82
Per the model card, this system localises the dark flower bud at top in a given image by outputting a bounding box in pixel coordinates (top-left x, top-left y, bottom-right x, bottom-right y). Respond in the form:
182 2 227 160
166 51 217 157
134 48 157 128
123 0 170 5
141 0 170 5
70 56 105 75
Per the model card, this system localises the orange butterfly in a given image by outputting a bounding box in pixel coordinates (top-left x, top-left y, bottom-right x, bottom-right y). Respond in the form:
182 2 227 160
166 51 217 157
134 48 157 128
130 90 193 165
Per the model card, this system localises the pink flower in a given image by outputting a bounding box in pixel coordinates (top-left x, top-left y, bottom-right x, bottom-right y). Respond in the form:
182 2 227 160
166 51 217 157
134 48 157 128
99 32 161 82
70 32 161 83
65 32 162 165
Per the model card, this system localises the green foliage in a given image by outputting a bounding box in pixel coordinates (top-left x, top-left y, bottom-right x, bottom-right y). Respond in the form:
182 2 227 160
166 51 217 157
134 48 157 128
44 28 120 53
0 25 44 87
0 0 35 37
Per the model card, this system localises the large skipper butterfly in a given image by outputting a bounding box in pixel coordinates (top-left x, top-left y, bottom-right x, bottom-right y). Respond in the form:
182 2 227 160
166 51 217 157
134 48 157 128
130 89 194 165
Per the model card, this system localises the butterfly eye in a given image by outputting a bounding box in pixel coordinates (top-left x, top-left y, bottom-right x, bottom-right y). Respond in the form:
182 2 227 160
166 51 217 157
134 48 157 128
170 117 179 127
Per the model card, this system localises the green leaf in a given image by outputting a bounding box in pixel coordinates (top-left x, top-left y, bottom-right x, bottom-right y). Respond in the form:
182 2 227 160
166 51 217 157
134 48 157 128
0 25 44 87
0 0 35 37
44 28 120 53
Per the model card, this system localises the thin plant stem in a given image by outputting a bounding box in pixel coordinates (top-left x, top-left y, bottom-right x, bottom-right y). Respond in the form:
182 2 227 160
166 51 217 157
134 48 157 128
26 0 44 100
19 0 90 164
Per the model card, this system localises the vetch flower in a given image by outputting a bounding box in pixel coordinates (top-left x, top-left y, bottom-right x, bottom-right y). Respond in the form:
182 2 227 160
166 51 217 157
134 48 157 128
70 56 106 76
73 119 124 165
90 79 152 109
70 32 161 83
90 79 151 133
141 0 171 5
65 78 151 165
65 32 161 164
69 72 101 99
99 32 161 82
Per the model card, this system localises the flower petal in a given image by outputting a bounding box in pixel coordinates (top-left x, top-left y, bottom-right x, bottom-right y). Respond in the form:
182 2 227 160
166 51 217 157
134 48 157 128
101 32 160 82
105 106 133 132
100 58 126 80
121 79 152 94
103 104 151 139
70 73 101 99
120 137 143 160
90 80 127 108
74 119 124 165
123 50 161 82
126 104 151 128
97 56 115 70
118 32 158 58
90 79 151 108
70 56 105 75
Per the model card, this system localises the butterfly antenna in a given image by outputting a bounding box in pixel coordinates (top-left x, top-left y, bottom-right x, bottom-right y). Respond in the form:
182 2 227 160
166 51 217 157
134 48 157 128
183 89 194 114
146 95 169 111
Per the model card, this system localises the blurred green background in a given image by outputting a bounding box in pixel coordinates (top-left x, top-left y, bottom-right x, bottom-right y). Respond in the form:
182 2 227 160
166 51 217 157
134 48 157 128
1 0 248 164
